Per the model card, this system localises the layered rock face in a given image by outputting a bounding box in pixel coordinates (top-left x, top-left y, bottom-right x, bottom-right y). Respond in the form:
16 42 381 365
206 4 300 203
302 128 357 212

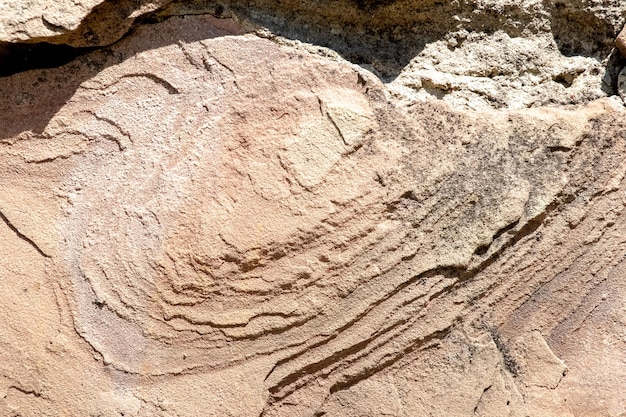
1 2 625 417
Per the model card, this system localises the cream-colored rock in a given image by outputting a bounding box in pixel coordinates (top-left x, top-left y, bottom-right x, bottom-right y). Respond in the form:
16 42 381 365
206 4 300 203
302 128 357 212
515 330 568 390
618 67 626 104
0 0 103 41
387 33 608 110
168 0 626 110
1 5 626 417
0 0 171 46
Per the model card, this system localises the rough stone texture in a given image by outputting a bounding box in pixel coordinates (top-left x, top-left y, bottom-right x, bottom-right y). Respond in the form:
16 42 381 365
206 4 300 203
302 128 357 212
616 25 626 56
2 0 626 105
0 0 171 46
1 3 626 417
196 0 626 110
0 0 104 42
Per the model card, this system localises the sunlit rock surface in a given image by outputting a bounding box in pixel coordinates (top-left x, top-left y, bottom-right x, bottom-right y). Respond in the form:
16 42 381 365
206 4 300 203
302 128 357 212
1 2 625 416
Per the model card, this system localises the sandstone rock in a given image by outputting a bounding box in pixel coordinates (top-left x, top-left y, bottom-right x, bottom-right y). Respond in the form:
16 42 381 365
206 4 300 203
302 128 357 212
1 3 626 417
3 0 625 107
0 0 105 42
618 66 626 103
616 26 626 57
0 0 172 46
154 0 626 110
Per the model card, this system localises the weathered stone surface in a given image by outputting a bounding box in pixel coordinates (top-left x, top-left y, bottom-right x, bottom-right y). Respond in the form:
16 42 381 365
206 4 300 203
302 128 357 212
0 0 171 46
1 4 626 417
0 0 104 42
2 0 626 107
616 25 626 57
618 67 626 103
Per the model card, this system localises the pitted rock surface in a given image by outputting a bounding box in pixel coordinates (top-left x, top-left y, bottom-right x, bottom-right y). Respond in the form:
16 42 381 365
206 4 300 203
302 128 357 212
1 4 626 417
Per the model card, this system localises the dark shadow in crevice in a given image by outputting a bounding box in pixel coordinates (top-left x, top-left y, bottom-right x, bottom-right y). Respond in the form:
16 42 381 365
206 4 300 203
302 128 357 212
600 49 626 96
0 42 94 77
3 0 621 82
0 14 244 140
545 0 625 95
0 0 175 78
179 0 541 81
1 0 623 141
549 2 618 59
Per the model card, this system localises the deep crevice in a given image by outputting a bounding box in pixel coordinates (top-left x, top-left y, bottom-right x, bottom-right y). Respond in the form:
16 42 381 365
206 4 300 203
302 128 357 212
549 2 619 59
0 0 181 78
0 42 93 77
4 0 622 83
171 0 541 80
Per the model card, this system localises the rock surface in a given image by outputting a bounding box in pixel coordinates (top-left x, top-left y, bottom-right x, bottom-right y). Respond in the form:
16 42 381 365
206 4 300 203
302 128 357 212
1 2 626 417
0 0 171 46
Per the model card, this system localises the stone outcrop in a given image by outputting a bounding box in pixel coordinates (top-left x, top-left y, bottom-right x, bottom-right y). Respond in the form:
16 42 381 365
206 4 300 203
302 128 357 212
1 2 625 416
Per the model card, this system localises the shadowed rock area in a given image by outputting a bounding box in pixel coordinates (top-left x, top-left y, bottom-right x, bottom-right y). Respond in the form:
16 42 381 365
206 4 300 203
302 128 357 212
1 2 625 417
3 0 626 107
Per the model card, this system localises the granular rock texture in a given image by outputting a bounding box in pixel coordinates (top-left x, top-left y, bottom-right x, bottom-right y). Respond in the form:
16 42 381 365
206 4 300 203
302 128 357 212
1 2 626 417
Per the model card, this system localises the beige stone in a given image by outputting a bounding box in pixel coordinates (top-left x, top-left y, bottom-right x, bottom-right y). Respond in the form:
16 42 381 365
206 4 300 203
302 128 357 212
1 3 626 417
0 0 172 47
